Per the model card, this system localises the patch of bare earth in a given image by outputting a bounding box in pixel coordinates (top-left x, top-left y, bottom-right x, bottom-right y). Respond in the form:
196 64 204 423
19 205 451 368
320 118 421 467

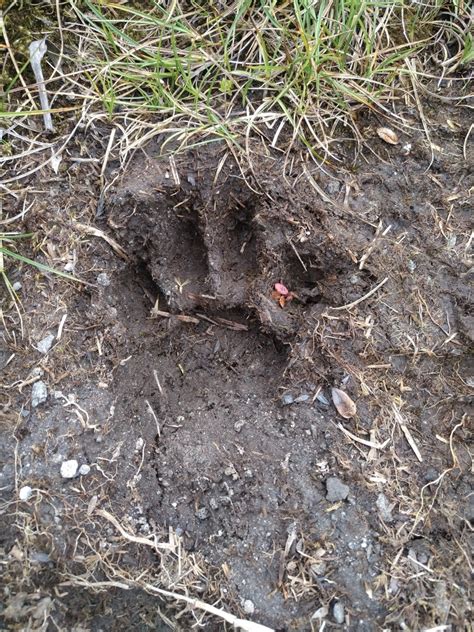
1 99 472 630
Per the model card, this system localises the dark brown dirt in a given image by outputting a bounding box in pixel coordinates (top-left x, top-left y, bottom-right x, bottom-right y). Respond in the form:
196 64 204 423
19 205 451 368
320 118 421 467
1 97 472 631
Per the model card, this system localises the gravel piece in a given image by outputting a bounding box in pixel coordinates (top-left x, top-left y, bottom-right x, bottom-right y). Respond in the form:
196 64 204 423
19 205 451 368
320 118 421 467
97 272 111 287
19 485 33 501
30 551 51 564
60 460 78 479
31 381 48 407
36 334 55 354
12 281 22 292
195 507 209 520
326 180 341 195
294 393 310 403
376 493 394 522
332 601 345 623
281 394 294 405
79 464 91 476
234 419 245 433
316 391 330 405
325 476 350 502
242 599 255 615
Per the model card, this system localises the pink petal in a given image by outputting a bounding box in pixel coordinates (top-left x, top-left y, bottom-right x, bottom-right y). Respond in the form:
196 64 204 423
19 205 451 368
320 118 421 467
274 282 289 297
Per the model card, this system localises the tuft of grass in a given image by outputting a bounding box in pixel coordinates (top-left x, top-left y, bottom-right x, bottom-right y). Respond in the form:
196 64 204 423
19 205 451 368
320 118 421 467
0 232 81 338
1 0 471 165
58 0 471 159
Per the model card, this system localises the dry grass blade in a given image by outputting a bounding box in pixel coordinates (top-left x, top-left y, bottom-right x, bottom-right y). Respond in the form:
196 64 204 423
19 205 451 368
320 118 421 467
330 277 389 312
96 509 174 550
62 577 275 632
337 423 390 450
74 223 129 261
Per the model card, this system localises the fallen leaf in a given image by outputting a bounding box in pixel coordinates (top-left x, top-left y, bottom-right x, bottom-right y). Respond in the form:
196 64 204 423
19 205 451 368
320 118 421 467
331 387 357 419
377 127 399 145
274 282 289 296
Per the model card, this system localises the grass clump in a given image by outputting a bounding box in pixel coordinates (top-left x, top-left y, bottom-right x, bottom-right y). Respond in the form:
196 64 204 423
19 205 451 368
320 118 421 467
61 0 471 157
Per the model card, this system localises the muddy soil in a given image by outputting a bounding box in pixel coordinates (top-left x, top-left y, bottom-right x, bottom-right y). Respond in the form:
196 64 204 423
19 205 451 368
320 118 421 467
1 99 472 631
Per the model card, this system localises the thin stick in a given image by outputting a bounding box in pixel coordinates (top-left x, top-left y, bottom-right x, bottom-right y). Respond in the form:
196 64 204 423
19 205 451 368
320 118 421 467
392 405 423 462
330 277 388 311
100 128 117 179
56 313 67 340
62 577 275 632
96 509 173 550
337 423 390 450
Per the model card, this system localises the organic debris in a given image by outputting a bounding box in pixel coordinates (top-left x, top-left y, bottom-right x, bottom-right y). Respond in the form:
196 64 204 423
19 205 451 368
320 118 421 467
331 388 357 419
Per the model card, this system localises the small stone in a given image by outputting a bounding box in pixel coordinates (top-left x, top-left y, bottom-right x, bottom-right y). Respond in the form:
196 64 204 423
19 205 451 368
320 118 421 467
224 464 239 480
310 561 327 577
12 281 22 292
60 460 78 479
325 476 350 502
19 485 33 501
294 393 309 403
234 420 245 433
209 498 219 510
242 599 255 615
30 551 51 564
281 394 294 406
423 467 439 483
326 180 341 195
36 334 55 354
376 493 394 523
332 601 345 624
97 272 111 287
316 391 329 406
79 464 91 476
32 381 48 407
195 507 209 520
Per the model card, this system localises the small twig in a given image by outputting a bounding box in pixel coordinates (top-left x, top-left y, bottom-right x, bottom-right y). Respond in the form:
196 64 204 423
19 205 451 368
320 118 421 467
392 404 422 462
337 423 390 450
145 400 161 438
96 509 174 550
463 123 473 162
287 236 307 272
56 313 67 340
100 128 117 180
28 39 54 131
153 370 164 395
62 577 274 632
330 277 388 312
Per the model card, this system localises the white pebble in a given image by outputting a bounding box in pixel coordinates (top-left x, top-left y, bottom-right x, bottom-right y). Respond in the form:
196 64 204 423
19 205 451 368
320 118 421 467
79 464 90 476
60 460 78 479
333 601 345 624
97 272 111 287
19 486 33 501
36 334 55 354
242 599 255 615
32 381 48 407
12 281 22 292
